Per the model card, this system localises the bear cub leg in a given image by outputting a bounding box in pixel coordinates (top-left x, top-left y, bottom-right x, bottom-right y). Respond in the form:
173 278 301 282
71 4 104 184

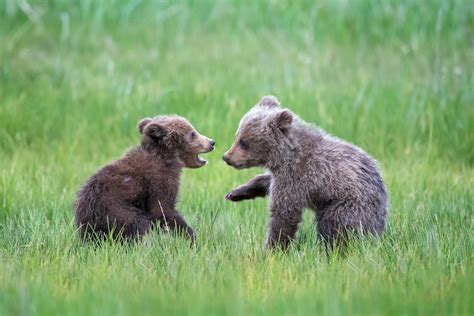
226 174 271 202
158 209 196 242
266 200 304 250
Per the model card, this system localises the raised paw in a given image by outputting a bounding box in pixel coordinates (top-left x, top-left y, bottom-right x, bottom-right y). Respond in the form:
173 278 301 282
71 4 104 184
225 190 245 202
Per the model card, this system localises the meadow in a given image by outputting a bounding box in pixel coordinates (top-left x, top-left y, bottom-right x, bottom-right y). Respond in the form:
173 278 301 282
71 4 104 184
0 0 472 315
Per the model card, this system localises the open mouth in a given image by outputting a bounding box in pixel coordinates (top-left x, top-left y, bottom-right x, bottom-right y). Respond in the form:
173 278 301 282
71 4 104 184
195 153 208 166
193 146 214 167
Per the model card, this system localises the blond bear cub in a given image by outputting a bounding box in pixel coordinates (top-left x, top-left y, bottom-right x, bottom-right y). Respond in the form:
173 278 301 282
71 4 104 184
75 115 215 241
223 96 388 249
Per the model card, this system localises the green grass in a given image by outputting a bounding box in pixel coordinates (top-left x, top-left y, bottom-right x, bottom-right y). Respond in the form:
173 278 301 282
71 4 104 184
0 0 473 315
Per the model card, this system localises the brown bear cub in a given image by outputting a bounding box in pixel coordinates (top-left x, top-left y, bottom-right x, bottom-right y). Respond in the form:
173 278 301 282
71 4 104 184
223 96 388 249
75 115 215 242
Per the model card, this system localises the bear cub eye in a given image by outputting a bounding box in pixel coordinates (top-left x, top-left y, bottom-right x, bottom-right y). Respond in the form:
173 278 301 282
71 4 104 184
190 131 196 140
239 139 249 150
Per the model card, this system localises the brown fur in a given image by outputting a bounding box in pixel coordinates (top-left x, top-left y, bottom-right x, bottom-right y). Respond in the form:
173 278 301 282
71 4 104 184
223 96 388 249
74 115 215 242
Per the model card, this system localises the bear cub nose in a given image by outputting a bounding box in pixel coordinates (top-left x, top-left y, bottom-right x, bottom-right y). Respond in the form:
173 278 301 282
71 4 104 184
210 140 216 147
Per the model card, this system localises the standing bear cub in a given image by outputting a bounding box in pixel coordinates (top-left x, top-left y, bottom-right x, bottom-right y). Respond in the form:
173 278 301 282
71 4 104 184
75 115 215 242
223 96 388 249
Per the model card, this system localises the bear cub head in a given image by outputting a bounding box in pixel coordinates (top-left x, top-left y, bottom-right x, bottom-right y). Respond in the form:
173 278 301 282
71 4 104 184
139 115 215 168
223 95 293 169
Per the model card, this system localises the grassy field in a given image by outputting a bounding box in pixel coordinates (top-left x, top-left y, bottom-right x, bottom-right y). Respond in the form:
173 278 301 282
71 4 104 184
0 0 473 315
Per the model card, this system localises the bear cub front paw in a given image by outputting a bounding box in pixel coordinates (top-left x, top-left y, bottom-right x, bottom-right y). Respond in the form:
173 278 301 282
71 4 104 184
225 189 246 202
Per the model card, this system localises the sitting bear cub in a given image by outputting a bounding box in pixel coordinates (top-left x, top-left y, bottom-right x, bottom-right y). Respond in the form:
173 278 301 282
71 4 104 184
223 96 388 249
75 115 215 241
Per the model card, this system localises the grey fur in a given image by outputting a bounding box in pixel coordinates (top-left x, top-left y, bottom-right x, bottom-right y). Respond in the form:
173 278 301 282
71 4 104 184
223 96 388 249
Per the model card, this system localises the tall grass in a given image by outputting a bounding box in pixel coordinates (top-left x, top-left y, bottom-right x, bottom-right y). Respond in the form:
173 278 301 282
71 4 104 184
0 1 472 315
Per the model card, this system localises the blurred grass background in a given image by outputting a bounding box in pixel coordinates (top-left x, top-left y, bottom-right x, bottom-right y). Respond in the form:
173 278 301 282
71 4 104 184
0 0 473 315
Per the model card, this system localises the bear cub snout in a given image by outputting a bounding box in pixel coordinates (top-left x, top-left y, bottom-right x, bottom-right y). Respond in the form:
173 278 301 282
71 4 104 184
74 115 214 241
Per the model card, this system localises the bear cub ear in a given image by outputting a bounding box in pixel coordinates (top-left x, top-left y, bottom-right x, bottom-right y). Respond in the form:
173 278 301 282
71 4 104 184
138 118 153 134
273 110 293 133
258 95 280 108
141 120 166 140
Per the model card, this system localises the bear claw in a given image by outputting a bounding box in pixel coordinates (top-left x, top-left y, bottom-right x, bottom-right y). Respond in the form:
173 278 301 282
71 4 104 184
225 191 240 201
